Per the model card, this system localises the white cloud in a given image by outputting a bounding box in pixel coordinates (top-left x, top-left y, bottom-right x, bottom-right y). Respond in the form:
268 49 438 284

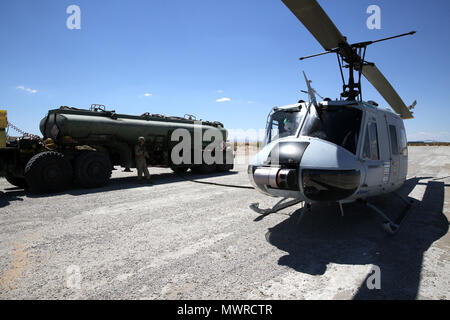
247 100 254 104
144 93 152 97
16 85 37 94
216 97 231 103
217 89 224 93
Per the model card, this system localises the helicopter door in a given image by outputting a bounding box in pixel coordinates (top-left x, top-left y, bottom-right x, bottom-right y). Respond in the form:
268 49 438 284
385 119 403 185
361 120 384 189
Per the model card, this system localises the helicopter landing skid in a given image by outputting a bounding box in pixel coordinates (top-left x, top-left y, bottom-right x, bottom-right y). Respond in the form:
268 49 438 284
250 198 303 216
293 202 312 225
364 197 413 235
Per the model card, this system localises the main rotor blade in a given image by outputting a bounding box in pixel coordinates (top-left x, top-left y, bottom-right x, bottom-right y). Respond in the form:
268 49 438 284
361 64 414 119
282 0 347 50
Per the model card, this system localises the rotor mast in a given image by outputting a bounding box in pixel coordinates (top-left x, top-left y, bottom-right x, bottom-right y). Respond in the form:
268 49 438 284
282 0 416 119
300 31 416 101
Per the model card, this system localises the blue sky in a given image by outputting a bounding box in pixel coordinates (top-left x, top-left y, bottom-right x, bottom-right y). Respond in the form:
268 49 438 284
1 0 449 141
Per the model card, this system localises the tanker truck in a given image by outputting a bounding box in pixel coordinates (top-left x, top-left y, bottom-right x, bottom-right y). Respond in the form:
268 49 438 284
0 105 234 193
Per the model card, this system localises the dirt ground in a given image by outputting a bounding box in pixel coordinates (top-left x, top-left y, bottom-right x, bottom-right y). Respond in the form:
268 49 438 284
0 146 449 299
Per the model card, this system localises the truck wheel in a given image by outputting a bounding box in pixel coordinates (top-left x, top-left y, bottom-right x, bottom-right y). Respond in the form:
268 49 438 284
170 167 189 174
217 150 234 172
216 164 232 172
191 164 216 174
24 151 73 193
74 151 112 188
5 174 28 189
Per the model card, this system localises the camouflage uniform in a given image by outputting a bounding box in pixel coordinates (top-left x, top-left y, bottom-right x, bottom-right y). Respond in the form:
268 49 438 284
135 139 151 181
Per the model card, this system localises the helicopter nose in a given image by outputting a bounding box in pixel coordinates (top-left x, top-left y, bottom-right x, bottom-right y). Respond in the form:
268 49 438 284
299 139 362 201
248 138 361 201
248 141 310 194
301 169 361 201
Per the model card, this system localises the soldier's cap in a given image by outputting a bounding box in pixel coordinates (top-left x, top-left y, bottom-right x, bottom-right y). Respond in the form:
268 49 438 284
138 136 145 141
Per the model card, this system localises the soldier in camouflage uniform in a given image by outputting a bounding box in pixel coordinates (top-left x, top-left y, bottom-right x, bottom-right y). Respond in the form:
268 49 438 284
135 136 152 184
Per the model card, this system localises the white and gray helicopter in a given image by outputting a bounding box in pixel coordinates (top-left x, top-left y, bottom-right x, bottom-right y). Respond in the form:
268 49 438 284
248 0 417 234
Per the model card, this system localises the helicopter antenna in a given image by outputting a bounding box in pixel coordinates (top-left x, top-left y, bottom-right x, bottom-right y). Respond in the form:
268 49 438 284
301 71 318 105
282 0 416 119
301 89 324 101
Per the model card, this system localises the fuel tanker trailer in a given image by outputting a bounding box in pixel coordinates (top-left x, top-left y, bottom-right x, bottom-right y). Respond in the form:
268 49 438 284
0 105 234 193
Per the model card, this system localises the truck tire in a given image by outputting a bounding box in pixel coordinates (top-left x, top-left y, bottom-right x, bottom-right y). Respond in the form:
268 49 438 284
24 151 73 194
5 174 28 189
74 151 112 188
191 164 217 174
170 166 189 174
216 164 232 172
217 150 234 172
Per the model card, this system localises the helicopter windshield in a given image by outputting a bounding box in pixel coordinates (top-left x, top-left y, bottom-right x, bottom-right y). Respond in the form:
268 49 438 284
264 108 304 145
300 104 362 154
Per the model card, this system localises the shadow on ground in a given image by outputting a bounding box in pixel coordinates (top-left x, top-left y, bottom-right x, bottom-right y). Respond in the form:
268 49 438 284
264 177 449 299
0 189 24 208
0 170 238 207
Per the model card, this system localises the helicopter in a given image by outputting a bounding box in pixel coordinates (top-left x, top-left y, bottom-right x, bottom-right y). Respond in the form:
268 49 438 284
248 0 417 234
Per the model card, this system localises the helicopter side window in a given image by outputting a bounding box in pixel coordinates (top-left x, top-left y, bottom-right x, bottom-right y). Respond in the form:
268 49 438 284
388 125 399 155
399 128 408 156
362 128 371 159
363 122 380 160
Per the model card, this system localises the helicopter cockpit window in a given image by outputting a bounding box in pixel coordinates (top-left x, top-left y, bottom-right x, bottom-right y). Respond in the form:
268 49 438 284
270 120 279 142
300 105 362 154
265 109 303 145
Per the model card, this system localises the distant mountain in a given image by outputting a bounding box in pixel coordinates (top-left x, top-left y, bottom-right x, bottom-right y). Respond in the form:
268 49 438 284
408 141 450 146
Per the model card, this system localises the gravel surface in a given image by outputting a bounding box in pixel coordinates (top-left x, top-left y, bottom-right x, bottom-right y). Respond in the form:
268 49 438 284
0 147 449 299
